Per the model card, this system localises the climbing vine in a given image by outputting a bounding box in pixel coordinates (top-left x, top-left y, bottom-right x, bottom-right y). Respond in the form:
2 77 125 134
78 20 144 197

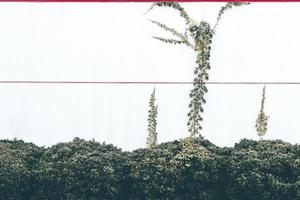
147 2 249 138
146 88 158 148
256 86 269 140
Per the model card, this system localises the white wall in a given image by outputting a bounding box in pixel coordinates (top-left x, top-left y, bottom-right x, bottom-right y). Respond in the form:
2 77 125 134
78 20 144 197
0 3 299 150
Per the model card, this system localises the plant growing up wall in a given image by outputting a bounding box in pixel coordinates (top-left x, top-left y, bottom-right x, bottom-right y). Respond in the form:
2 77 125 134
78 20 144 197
256 86 269 141
147 2 249 138
146 88 158 148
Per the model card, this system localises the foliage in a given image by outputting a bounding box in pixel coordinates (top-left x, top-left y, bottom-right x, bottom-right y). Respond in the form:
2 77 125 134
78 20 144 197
213 2 250 31
256 86 269 140
225 139 300 200
33 138 128 200
146 88 158 148
147 2 250 137
0 138 299 199
0 139 45 200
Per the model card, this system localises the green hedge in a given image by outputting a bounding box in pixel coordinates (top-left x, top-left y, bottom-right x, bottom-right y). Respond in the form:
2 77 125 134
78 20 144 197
0 138 299 200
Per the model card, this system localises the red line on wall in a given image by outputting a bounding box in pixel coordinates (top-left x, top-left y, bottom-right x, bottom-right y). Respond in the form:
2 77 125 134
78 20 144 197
0 0 297 2
0 81 299 85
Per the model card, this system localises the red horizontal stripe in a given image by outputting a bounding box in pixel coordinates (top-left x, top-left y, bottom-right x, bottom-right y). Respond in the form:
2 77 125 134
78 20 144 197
0 81 299 85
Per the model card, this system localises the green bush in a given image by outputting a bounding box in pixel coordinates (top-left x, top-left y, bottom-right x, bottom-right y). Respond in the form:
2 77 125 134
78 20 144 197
0 139 44 200
33 138 128 200
0 138 299 199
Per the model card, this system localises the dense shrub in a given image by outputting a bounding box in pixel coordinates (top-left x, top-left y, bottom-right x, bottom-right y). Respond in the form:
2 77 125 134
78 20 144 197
33 138 128 200
0 137 299 199
225 139 300 200
0 139 45 200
